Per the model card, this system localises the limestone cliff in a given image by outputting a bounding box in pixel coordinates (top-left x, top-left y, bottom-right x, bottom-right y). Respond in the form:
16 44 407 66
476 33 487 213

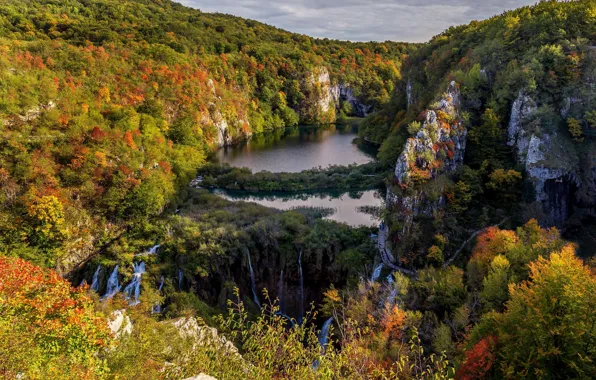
388 82 467 236
507 91 592 228
330 83 372 117
201 79 252 147
301 67 371 123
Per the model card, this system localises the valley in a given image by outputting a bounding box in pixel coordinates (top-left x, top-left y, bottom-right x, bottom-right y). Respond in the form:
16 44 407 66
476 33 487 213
1 0 596 379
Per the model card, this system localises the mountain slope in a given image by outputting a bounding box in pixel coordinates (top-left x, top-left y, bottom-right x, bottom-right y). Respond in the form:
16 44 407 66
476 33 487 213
0 0 409 271
368 0 596 262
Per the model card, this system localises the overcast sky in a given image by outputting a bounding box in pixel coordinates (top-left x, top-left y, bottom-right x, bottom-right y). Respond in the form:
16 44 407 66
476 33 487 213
178 0 538 42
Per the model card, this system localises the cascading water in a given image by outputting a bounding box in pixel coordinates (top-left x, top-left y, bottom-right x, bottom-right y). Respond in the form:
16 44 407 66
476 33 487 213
383 273 399 308
371 263 383 282
123 262 146 306
313 316 334 370
91 265 101 292
178 269 183 290
318 317 334 349
298 250 304 324
246 251 261 308
135 244 161 257
102 266 121 300
385 289 399 308
152 276 165 314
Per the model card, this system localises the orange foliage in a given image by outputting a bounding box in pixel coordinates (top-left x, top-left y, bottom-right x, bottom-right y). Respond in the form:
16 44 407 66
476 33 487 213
0 256 109 377
381 305 406 340
472 227 519 267
457 336 497 380
124 131 137 150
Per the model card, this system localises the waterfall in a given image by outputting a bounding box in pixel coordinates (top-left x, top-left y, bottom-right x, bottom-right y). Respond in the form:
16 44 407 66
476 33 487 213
102 266 121 300
90 265 101 292
384 289 399 308
135 244 160 257
313 316 334 370
318 317 334 348
152 276 165 314
246 251 261 308
371 263 383 282
178 269 183 291
123 262 146 306
383 274 399 308
278 269 284 311
298 250 304 324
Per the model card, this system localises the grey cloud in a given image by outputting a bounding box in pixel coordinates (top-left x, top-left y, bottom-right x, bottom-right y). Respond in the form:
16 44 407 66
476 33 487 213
179 0 537 42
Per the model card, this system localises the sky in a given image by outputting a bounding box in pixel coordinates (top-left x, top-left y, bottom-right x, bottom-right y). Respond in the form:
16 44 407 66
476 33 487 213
178 0 538 43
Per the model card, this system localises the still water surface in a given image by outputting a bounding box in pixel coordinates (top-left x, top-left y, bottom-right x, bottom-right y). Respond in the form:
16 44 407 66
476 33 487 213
213 189 383 227
212 125 383 227
214 125 376 173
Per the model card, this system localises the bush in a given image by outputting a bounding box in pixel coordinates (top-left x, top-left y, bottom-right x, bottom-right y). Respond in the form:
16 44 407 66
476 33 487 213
0 256 110 378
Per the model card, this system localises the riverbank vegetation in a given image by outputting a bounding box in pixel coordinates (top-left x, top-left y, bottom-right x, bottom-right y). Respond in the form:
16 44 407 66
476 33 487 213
197 162 387 192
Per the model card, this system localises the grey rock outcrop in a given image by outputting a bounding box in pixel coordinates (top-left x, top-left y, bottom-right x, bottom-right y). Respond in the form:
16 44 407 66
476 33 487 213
507 91 537 158
330 83 372 117
183 375 218 380
394 81 466 187
108 309 133 338
388 82 466 237
304 66 372 121
507 91 581 227
173 317 239 356
203 103 251 148
406 80 413 109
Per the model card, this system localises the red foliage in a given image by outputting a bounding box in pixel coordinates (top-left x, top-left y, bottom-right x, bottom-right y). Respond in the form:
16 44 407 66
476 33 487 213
457 336 497 380
90 126 106 141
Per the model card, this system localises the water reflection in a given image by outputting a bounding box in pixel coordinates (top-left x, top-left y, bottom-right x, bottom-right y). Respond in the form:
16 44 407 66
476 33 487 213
212 189 384 227
214 125 376 173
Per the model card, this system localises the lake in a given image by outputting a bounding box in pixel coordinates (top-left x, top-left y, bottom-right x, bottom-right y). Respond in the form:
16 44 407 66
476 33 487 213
213 189 383 227
214 124 376 173
211 124 383 227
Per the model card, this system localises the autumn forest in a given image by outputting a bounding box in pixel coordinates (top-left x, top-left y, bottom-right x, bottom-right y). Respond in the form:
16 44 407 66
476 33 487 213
0 0 595 379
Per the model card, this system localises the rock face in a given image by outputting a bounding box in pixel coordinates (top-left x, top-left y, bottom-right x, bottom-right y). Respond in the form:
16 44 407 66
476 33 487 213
302 66 371 122
330 83 372 117
196 79 252 148
507 91 582 228
173 317 239 356
108 310 133 338
388 82 466 236
406 80 413 110
183 375 218 380
394 81 466 186
314 68 334 114
300 67 336 123
203 104 251 148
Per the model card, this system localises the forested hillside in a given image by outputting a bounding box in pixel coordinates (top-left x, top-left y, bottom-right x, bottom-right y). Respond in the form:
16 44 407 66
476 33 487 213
1 0 596 379
0 0 408 272
365 0 596 261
